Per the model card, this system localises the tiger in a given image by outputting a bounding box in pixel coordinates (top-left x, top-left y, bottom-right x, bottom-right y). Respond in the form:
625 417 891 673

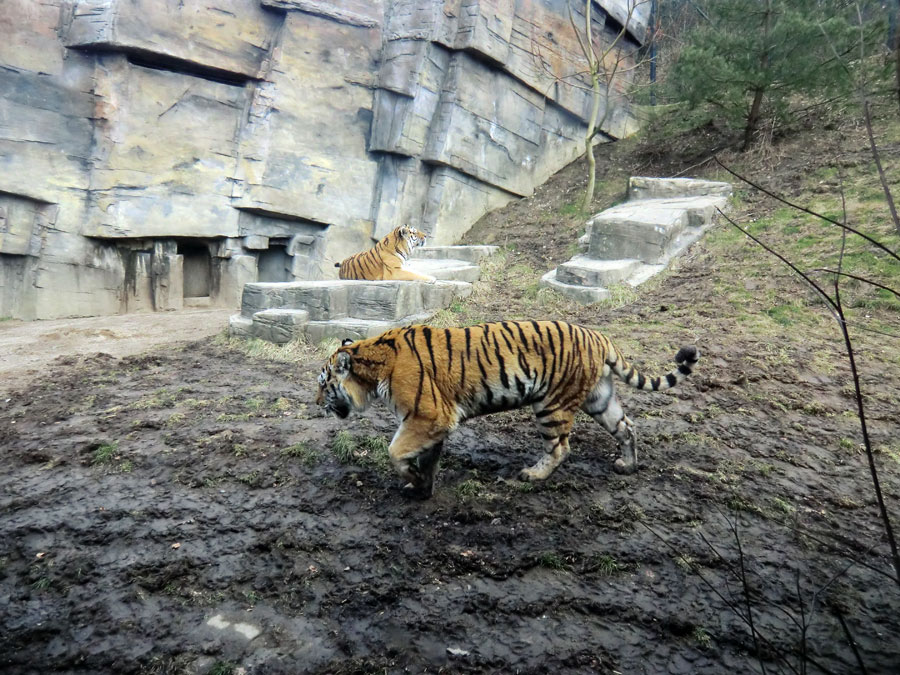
316 320 700 498
335 225 435 282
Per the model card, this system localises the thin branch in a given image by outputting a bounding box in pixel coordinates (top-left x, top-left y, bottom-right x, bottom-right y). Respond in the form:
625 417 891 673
835 608 869 675
716 208 842 321
862 99 900 239
637 517 842 675
796 573 808 675
713 158 900 264
788 526 900 585
812 269 900 299
729 512 768 674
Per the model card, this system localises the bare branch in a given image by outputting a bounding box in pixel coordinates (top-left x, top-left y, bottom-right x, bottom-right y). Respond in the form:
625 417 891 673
713 158 900 263
812 269 900 299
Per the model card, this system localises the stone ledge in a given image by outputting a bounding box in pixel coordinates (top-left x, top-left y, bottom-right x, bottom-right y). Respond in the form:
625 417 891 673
539 270 610 304
230 278 473 343
406 258 481 282
628 177 733 201
410 245 499 263
556 256 641 287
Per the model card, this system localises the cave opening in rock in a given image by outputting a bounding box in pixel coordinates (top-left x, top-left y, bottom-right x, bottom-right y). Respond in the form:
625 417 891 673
256 241 292 283
178 242 211 299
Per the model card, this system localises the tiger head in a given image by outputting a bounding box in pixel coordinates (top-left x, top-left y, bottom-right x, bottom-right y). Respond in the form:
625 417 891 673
316 339 369 419
397 225 427 252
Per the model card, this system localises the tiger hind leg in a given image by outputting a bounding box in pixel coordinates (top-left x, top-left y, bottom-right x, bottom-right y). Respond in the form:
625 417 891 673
388 420 446 498
520 407 575 481
583 383 638 474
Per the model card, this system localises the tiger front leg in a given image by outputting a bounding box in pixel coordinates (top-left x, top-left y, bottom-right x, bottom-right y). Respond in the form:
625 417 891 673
389 420 447 498
387 268 437 284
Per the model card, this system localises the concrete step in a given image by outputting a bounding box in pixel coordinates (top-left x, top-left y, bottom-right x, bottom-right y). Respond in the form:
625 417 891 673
229 310 441 344
231 278 473 343
628 176 733 200
304 314 434 343
240 279 471 321
406 258 481 282
555 256 642 287
587 195 727 263
251 309 310 344
543 175 733 305
539 270 610 304
410 245 499 264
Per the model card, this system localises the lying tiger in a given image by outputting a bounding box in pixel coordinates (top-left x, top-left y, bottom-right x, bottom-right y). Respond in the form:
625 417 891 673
335 225 435 282
316 320 700 498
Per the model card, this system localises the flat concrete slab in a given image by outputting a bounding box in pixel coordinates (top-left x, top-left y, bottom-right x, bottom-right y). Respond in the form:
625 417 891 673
628 176 733 200
540 270 611 304
555 256 641 287
406 258 481 282
411 245 500 263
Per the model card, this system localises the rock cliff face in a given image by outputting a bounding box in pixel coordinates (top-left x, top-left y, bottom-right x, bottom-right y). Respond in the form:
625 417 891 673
0 0 645 319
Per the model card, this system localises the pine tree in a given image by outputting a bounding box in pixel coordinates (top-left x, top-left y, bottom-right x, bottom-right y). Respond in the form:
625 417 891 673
666 0 863 150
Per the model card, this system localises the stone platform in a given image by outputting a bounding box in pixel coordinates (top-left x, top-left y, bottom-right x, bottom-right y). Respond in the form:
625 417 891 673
230 245 497 343
542 177 732 303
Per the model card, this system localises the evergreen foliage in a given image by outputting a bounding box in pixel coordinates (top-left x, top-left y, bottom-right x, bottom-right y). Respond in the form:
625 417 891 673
663 0 884 149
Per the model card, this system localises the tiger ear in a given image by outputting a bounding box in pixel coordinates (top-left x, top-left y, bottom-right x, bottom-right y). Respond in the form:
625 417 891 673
341 338 354 346
334 351 352 375
398 225 410 236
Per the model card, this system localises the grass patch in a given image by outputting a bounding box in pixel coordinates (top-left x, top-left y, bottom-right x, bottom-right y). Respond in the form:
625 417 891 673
454 479 485 498
244 397 264 412
237 470 261 487
215 333 328 363
130 389 177 410
772 497 796 515
332 431 357 464
282 441 321 466
536 551 567 571
208 663 236 675
585 554 624 576
359 434 392 473
215 412 252 423
693 626 712 650
92 442 118 465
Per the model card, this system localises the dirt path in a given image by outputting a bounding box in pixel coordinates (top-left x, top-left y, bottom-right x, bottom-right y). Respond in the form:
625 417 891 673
0 309 233 396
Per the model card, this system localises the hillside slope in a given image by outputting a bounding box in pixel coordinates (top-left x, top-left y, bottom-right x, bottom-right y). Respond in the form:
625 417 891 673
1 111 899 674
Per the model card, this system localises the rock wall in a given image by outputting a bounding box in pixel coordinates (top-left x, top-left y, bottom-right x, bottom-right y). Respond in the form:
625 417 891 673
0 0 646 319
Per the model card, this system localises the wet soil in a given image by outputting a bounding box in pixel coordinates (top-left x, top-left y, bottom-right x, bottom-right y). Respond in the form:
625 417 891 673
2 121 900 673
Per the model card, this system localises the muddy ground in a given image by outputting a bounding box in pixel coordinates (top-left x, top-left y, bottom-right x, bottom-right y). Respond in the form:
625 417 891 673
2 120 900 674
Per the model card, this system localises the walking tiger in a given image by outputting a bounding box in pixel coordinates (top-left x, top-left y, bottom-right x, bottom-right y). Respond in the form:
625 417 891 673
335 225 435 282
316 320 700 498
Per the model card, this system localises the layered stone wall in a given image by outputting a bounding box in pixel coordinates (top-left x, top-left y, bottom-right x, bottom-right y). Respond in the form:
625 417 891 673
0 0 646 319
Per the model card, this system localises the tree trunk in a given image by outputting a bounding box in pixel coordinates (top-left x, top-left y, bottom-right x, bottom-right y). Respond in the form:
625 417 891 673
582 71 601 212
742 87 765 151
895 15 900 115
741 0 772 151
580 0 600 213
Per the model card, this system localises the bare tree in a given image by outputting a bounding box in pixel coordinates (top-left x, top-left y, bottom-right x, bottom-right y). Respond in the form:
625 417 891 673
569 0 650 211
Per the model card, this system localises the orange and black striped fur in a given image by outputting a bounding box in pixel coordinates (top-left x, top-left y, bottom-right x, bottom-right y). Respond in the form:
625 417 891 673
316 320 700 498
335 225 434 282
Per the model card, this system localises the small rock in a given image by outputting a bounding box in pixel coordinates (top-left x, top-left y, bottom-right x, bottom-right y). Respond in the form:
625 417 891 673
447 647 470 657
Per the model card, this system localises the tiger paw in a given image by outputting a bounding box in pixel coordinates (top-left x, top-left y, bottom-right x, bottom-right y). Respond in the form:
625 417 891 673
401 482 434 500
613 458 637 475
519 467 540 482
